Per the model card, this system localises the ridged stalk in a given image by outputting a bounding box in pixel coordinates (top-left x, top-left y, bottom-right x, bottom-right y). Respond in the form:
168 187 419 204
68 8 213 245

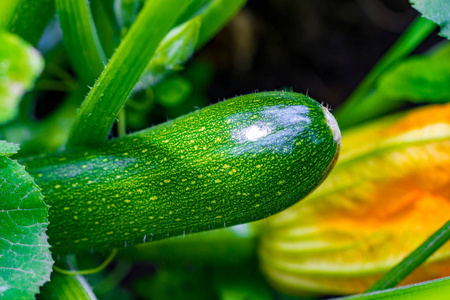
56 0 107 84
67 0 189 148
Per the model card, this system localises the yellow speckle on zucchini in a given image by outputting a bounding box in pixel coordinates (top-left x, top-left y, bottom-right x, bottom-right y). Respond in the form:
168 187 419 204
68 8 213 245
23 91 340 254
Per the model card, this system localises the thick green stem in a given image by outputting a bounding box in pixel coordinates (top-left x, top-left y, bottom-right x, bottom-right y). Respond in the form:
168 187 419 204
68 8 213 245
56 0 107 85
38 272 97 300
367 220 450 292
53 249 118 276
0 0 55 45
67 0 189 148
335 17 436 128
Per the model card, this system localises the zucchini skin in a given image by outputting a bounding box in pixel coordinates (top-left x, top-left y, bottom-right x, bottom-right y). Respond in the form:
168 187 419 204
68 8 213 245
23 91 340 254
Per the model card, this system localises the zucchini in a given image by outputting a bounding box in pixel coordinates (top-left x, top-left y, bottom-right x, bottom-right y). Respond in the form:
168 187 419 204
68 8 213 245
22 91 340 254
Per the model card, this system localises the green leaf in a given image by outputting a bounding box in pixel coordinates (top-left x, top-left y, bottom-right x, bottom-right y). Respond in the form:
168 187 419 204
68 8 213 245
375 42 450 103
135 16 201 91
0 141 53 299
335 41 450 128
410 0 450 39
0 31 44 125
0 140 19 157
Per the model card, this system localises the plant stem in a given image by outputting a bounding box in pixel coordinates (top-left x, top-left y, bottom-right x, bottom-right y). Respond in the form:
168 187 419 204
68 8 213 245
56 0 107 85
38 272 97 300
117 107 126 137
67 0 189 148
335 17 436 128
0 0 55 45
53 249 118 276
89 0 119 58
367 220 450 292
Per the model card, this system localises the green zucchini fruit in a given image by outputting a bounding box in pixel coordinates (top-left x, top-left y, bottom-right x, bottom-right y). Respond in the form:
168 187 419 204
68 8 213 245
22 91 341 254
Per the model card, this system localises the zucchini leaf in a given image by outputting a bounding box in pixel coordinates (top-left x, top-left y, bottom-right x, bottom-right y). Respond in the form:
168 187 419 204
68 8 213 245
0 31 44 125
0 140 19 157
0 141 53 299
335 41 450 127
375 42 450 103
410 0 450 39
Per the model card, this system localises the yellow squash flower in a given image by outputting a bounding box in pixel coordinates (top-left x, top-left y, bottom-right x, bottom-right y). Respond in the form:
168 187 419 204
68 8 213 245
259 103 450 296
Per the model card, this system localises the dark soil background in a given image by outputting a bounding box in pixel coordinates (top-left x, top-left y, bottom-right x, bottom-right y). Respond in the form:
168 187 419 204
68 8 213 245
200 0 439 109
33 0 444 127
